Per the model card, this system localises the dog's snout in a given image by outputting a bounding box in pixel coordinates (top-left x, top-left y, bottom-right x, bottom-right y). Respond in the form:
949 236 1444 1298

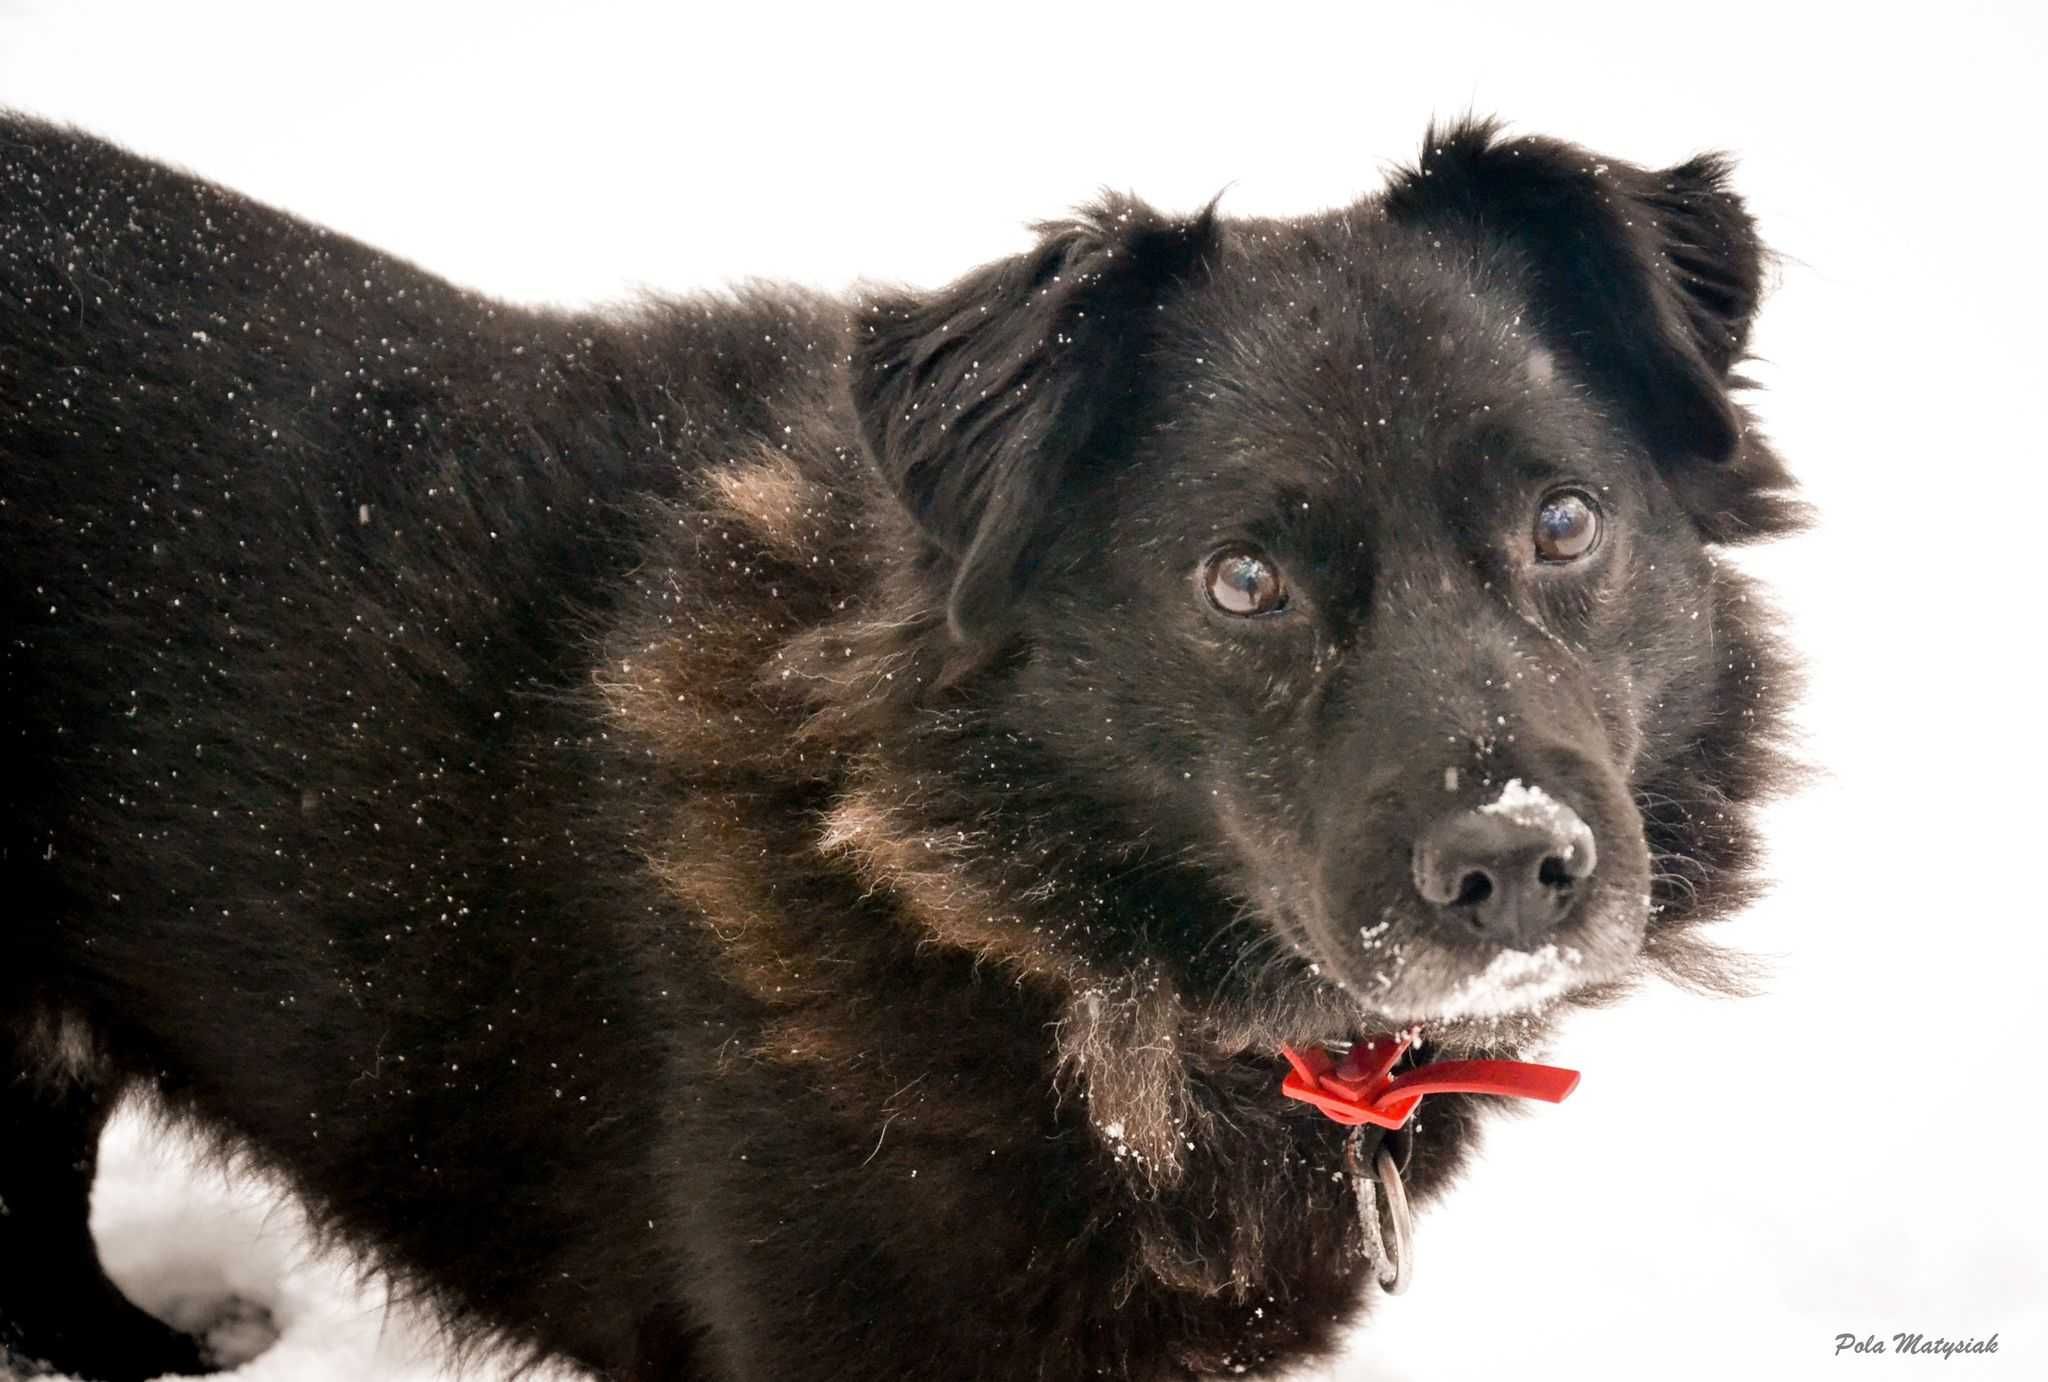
1411 796 1597 946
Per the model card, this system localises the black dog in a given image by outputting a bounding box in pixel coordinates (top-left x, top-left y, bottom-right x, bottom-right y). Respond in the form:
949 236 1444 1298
0 115 1803 1380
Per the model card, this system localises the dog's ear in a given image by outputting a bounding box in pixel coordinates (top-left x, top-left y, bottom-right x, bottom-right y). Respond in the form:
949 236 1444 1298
851 196 1216 644
1386 119 1763 467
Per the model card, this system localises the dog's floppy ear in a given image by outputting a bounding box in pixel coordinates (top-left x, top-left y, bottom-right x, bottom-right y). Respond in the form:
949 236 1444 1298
1386 118 1763 466
851 196 1216 644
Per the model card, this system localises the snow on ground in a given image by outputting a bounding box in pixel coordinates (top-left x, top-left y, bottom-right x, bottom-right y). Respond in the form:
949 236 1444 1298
12 1114 582 1382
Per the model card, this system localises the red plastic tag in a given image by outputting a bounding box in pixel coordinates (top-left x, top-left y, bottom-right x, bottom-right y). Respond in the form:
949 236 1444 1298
1279 1030 1579 1128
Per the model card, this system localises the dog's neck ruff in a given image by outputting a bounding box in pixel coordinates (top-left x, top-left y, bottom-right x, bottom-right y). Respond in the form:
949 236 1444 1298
1278 1029 1580 1128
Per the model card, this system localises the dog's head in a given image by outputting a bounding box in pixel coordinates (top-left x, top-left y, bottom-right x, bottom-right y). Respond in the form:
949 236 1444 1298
839 121 1803 1130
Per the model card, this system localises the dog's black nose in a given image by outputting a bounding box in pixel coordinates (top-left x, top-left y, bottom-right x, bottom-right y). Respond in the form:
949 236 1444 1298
1411 791 1597 945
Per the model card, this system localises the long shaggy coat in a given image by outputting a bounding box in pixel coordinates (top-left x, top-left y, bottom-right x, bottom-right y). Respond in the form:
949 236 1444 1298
0 115 1802 1381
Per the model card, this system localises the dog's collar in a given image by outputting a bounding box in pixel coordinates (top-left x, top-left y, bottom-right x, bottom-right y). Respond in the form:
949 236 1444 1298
1278 1028 1579 1128
1280 1029 1581 1295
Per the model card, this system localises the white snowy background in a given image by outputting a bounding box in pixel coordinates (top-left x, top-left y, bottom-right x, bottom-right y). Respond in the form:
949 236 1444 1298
4 1 2046 1377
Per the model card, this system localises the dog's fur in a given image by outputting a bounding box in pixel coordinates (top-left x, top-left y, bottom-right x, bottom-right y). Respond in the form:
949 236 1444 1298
0 114 1803 1380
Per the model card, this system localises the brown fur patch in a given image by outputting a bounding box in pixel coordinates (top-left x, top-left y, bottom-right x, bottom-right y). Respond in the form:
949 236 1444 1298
818 786 1082 983
708 447 835 561
643 799 833 1009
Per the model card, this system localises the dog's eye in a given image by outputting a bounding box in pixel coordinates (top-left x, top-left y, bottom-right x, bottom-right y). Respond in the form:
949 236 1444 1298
1534 491 1601 563
1201 544 1288 616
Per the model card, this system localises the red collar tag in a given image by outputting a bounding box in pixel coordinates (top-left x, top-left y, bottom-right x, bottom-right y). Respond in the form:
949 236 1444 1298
1279 1030 1580 1129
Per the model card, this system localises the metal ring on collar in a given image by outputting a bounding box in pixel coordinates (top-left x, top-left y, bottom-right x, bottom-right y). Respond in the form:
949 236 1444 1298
1373 1143 1413 1294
